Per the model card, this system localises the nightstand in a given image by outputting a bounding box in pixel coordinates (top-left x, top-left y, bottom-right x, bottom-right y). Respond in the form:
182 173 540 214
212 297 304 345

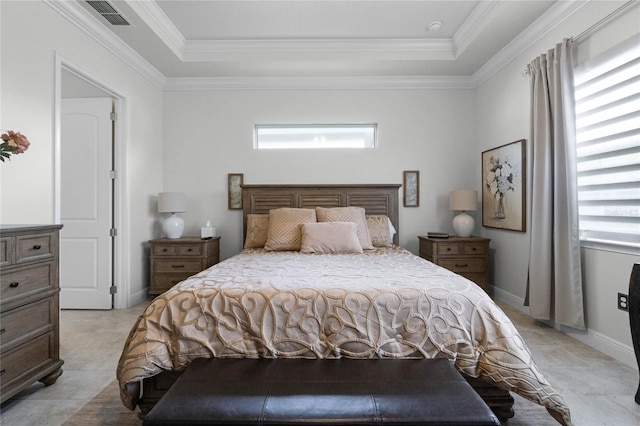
149 237 220 297
418 236 491 294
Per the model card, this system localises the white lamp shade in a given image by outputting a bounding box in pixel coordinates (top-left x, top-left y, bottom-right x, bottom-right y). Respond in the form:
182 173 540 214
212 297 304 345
449 190 477 212
158 192 186 213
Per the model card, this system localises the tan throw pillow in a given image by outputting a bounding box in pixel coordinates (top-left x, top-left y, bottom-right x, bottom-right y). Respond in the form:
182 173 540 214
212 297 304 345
366 215 392 247
300 222 363 254
244 214 269 249
316 206 374 250
264 208 317 251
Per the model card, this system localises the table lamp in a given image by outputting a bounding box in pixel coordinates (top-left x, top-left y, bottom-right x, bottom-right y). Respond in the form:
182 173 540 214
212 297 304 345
158 192 187 239
449 190 477 237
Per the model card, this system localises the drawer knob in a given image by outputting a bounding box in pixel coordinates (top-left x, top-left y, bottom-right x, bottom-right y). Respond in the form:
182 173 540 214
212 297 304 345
187 248 192 252
172 264 185 268
446 248 452 251
33 244 42 250
455 264 469 268
9 282 20 288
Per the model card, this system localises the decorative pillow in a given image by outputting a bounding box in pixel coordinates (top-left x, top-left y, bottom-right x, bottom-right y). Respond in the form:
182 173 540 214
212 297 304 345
300 222 363 254
316 207 374 250
244 214 269 249
365 215 393 247
264 208 317 251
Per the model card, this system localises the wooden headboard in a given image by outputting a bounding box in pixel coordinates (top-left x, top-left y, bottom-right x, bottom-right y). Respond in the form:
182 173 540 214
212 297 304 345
241 184 402 245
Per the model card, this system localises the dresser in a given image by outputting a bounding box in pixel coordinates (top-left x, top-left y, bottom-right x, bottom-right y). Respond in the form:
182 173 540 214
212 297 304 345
149 237 220 296
418 236 491 294
0 225 64 403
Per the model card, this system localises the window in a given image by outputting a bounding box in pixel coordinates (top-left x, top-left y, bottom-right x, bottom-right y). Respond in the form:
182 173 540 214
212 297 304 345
255 124 377 150
574 34 640 252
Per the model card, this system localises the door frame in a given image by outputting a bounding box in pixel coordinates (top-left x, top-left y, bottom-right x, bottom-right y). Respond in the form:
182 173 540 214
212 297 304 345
53 53 130 309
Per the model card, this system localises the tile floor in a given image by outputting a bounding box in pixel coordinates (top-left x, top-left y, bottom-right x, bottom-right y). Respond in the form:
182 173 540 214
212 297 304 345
1 300 639 425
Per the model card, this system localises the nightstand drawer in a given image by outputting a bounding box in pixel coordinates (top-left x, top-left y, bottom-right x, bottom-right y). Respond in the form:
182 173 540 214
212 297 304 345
153 244 203 256
461 243 487 255
154 260 203 273
439 258 485 273
437 243 461 255
152 274 193 290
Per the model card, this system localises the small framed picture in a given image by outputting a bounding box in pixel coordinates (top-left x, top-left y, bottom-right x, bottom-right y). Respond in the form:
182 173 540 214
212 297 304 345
482 139 526 231
228 173 243 209
403 170 419 207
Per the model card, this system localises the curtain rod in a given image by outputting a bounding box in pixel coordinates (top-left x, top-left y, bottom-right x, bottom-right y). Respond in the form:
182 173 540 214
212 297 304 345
522 0 637 77
572 0 638 43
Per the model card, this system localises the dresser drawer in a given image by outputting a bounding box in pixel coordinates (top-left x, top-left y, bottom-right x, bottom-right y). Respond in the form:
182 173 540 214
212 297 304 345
0 237 12 267
16 233 55 264
153 244 202 256
1 263 54 303
0 332 54 387
1 298 53 349
154 260 202 273
439 258 486 273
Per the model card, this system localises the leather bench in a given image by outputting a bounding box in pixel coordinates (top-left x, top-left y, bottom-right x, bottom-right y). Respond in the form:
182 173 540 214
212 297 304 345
143 358 501 425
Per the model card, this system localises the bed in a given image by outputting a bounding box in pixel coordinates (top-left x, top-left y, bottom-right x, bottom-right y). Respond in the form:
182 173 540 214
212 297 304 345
116 184 571 425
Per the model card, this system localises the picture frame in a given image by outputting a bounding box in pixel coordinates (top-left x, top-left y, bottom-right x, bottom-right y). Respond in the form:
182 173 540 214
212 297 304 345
228 173 243 210
481 139 526 231
403 170 420 207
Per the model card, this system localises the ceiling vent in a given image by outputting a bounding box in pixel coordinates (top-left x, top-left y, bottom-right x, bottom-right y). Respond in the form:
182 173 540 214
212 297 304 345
86 1 130 26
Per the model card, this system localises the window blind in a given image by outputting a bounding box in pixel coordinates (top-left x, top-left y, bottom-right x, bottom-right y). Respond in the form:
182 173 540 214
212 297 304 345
574 34 640 251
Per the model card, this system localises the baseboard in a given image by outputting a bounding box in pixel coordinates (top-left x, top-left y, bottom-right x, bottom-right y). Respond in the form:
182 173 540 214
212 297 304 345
491 285 638 370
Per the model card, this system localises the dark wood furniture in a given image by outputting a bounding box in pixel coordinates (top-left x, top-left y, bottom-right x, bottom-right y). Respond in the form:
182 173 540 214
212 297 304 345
143 358 500 426
0 224 64 403
149 237 220 297
241 184 401 245
630 263 640 404
418 236 491 293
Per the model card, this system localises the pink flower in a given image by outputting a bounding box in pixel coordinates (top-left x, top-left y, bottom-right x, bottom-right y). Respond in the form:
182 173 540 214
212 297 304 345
1 130 30 162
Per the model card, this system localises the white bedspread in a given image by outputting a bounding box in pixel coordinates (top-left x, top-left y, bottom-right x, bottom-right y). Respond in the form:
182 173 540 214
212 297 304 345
116 247 571 424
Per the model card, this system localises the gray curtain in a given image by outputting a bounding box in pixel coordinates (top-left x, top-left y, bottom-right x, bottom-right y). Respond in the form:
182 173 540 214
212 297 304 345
526 38 585 330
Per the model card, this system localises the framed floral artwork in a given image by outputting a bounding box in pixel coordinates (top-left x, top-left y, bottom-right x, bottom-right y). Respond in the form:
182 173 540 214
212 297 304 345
482 140 526 231
228 173 243 209
403 170 419 207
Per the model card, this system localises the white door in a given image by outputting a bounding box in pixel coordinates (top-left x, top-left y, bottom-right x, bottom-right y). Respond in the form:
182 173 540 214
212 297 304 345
60 98 113 309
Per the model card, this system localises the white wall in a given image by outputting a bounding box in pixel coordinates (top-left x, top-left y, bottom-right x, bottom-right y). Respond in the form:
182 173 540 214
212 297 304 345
163 88 477 259
0 1 164 307
475 0 640 367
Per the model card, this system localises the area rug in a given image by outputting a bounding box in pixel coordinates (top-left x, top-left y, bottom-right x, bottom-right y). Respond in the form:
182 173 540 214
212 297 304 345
64 378 557 425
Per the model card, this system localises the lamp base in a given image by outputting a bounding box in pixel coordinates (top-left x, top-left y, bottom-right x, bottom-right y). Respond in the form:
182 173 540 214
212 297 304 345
163 214 184 239
453 212 474 237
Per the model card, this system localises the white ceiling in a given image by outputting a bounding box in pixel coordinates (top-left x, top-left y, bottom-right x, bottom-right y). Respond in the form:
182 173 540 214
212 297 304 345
74 0 567 82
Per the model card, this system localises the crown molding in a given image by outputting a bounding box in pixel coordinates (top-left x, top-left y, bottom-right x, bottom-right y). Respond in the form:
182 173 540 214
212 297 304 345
470 0 588 87
453 0 498 56
126 0 185 60
163 75 476 91
182 38 456 62
45 0 166 89
47 0 589 91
